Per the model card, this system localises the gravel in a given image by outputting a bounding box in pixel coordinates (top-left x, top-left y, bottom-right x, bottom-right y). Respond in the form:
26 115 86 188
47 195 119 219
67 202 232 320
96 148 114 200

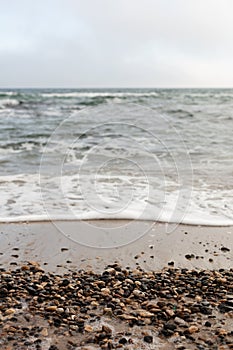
0 261 233 349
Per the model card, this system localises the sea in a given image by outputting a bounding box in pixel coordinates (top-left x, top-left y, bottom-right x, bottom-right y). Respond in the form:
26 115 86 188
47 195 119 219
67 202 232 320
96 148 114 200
0 88 232 226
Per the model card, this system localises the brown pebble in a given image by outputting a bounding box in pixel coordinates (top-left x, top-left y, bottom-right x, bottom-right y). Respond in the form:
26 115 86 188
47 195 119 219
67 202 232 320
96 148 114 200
45 306 57 311
84 325 93 332
40 328 48 337
188 325 199 334
5 308 15 315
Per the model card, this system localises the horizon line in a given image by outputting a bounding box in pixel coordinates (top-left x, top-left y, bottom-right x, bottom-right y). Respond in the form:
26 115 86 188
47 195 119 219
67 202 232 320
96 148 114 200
1 86 233 90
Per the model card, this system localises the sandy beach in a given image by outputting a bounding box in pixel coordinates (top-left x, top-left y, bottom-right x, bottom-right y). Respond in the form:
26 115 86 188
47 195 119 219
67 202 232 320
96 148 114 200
0 221 233 349
0 220 232 272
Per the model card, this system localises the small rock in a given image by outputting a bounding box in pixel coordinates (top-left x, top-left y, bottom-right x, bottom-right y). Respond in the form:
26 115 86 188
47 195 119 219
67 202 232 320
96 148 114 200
119 314 137 320
45 306 57 312
185 254 195 260
174 317 187 326
119 338 127 345
105 268 116 275
41 328 48 337
48 346 59 350
133 289 145 297
102 325 112 334
188 325 199 334
218 329 227 336
101 287 110 295
166 309 175 317
103 307 112 315
220 246 230 252
143 335 153 343
218 302 233 313
135 309 154 317
5 308 15 315
195 295 202 302
164 322 177 331
84 325 93 332
56 307 64 313
21 265 30 271
3 325 17 332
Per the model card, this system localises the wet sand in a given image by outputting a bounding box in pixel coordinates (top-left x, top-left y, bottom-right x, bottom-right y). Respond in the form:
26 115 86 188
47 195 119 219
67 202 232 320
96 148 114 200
0 220 232 272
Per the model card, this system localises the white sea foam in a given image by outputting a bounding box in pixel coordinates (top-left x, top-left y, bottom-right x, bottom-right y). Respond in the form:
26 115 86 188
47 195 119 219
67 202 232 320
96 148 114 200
0 99 20 108
0 92 18 97
0 173 232 226
41 92 159 98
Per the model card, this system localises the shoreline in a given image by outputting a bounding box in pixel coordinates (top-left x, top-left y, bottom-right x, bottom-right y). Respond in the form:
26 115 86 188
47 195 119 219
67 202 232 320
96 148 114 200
0 220 232 272
0 220 233 272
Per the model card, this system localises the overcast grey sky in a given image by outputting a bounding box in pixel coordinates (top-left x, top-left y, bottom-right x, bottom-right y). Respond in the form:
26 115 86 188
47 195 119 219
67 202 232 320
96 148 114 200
1 0 233 88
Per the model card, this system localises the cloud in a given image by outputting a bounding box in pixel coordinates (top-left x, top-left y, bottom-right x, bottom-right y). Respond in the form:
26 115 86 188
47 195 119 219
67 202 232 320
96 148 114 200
0 0 233 87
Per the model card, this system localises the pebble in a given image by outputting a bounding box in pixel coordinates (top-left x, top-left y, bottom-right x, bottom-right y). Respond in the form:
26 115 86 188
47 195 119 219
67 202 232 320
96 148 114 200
56 307 64 313
195 295 202 302
101 288 110 295
220 246 230 252
1 262 233 349
174 317 187 326
188 325 199 334
135 309 154 317
143 335 153 343
119 338 127 345
84 325 93 332
133 289 145 297
40 328 48 336
5 309 15 315
45 306 57 311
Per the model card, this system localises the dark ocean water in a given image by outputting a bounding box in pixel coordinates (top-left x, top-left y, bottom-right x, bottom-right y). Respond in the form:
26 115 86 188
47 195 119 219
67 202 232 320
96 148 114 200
0 88 232 225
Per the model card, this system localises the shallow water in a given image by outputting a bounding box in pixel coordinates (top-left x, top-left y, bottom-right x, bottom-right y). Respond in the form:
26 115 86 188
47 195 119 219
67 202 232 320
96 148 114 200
0 88 232 225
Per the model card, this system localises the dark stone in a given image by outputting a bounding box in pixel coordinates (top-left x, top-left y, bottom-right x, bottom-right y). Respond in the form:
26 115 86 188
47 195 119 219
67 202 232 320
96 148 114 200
164 322 177 331
53 318 61 327
220 247 230 252
0 288 8 298
7 336 15 341
26 286 37 295
61 279 70 286
161 329 174 337
199 306 212 315
143 335 153 343
119 337 127 344
80 307 88 313
218 302 233 313
185 254 192 260
41 275 49 282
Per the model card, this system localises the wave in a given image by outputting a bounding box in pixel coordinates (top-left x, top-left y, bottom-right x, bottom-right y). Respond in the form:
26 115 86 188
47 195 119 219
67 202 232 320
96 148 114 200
0 91 159 109
0 91 20 98
41 92 159 98
0 212 232 226
0 99 20 108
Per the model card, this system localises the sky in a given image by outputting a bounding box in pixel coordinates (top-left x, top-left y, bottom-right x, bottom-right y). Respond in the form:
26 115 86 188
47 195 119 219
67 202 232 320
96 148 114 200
1 0 233 88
